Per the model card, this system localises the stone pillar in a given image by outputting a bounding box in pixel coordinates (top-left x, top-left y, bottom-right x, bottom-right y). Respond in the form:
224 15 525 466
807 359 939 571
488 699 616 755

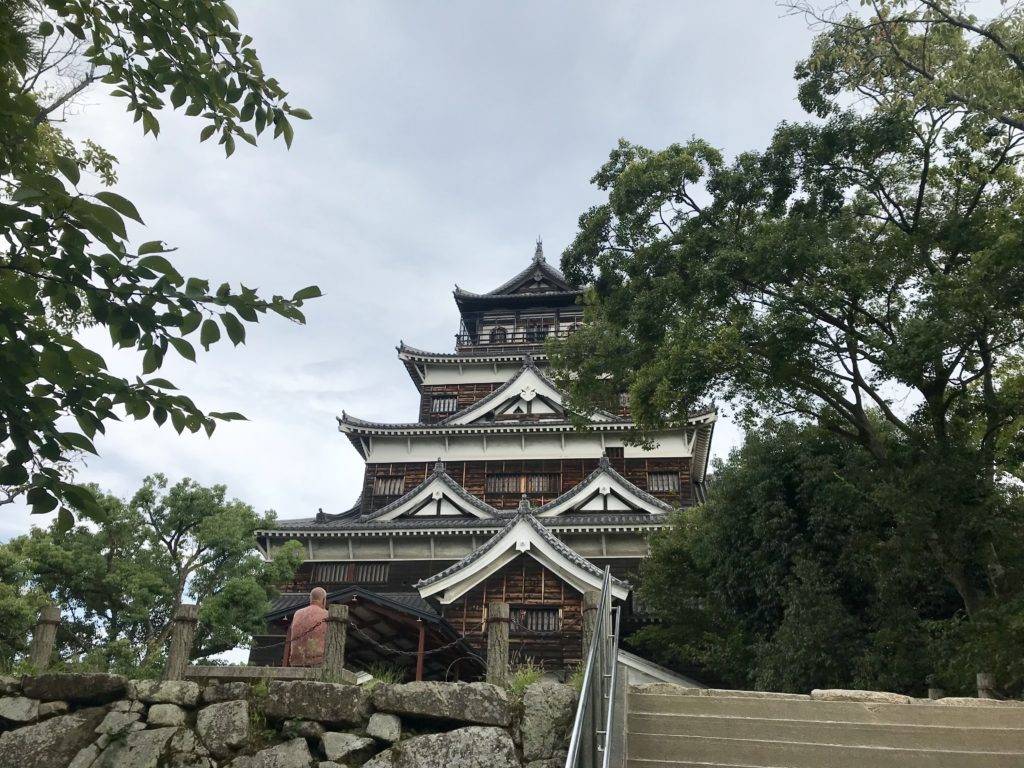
582 590 600 656
29 604 60 671
164 604 198 681
486 602 510 687
323 604 349 679
977 672 997 699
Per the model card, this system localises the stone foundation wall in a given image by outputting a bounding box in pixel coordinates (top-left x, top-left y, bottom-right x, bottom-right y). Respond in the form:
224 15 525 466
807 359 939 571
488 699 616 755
0 673 577 768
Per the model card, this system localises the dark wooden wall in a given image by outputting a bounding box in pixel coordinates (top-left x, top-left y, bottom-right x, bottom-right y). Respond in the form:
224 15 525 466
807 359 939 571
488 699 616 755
361 456 692 514
419 383 502 423
440 554 585 672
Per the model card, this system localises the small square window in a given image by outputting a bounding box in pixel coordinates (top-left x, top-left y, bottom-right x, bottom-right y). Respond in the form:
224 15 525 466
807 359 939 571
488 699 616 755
431 395 458 414
647 471 680 493
373 476 405 496
513 606 561 633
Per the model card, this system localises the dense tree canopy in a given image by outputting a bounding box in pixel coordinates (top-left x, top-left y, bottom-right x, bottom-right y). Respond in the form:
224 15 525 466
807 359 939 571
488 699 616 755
0 1 319 527
632 422 1024 695
553 0 1024 643
1 475 303 674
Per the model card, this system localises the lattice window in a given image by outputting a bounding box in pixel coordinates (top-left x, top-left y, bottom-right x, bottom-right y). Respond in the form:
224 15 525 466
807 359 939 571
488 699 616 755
431 395 458 414
373 475 405 496
647 471 680 493
489 327 508 344
486 473 560 494
312 562 348 583
354 562 390 583
514 606 561 633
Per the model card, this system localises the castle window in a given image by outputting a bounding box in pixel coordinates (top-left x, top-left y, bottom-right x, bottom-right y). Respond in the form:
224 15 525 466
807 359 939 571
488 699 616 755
354 562 390 583
486 472 560 494
513 606 561 633
431 395 458 414
647 471 680 493
373 475 405 496
489 327 508 344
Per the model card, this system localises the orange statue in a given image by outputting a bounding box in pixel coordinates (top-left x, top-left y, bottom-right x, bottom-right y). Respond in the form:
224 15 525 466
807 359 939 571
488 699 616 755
283 587 329 667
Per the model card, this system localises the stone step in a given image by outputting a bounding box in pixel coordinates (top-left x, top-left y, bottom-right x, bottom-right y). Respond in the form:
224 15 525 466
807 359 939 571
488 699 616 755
629 693 1024 729
626 733 1024 768
627 713 1024 752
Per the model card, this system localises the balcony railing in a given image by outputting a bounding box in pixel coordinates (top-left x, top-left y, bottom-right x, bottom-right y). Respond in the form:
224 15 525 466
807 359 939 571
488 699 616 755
455 326 576 351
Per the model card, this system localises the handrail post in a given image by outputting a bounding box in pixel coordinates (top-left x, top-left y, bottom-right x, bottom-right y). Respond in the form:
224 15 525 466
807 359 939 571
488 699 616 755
164 603 198 681
486 602 510 687
323 604 348 679
29 604 60 671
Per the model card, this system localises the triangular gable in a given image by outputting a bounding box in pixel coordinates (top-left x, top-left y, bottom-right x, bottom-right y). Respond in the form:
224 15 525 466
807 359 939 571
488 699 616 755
442 363 616 426
364 463 498 521
534 457 676 517
415 511 630 604
486 243 575 296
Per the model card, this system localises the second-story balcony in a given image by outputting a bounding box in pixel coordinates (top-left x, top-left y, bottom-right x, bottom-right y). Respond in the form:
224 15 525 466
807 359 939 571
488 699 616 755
455 324 578 352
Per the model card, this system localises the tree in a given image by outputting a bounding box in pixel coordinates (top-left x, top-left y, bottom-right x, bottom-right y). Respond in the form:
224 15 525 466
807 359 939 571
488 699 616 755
552 1 1024 631
632 422 1013 695
0 1 320 527
4 475 303 673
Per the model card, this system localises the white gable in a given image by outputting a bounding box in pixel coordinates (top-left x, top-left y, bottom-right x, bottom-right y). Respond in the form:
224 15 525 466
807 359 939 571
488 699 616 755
445 366 614 426
416 516 630 603
535 465 674 517
372 475 494 521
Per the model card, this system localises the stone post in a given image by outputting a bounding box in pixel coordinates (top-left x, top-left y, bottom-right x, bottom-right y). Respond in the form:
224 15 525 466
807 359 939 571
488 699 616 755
926 675 944 700
28 604 60 671
977 672 997 699
164 603 199 681
582 590 600 655
323 604 348 679
486 602 510 687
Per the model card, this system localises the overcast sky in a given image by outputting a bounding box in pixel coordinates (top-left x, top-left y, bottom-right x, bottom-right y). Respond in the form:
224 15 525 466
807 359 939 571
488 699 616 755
4 1 824 539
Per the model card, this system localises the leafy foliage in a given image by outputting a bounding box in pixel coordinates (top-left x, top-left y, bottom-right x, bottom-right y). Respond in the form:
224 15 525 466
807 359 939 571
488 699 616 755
1 475 303 674
553 0 1024 634
633 422 1024 695
0 0 319 525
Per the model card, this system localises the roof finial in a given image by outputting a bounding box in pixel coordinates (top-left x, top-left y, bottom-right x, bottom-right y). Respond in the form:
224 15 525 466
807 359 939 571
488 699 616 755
518 494 532 514
533 237 544 263
316 507 327 523
433 457 445 474
599 453 610 469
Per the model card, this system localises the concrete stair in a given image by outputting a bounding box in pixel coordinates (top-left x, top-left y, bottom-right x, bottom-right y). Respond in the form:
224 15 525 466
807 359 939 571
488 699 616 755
625 685 1024 768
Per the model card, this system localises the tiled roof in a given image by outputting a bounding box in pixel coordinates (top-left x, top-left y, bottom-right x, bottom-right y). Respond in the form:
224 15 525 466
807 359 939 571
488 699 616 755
532 456 675 515
454 242 577 299
414 508 630 591
359 460 500 521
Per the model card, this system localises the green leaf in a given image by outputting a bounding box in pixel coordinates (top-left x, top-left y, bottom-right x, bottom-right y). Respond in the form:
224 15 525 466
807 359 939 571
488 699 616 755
56 155 81 185
292 285 323 302
179 312 202 335
210 411 247 421
59 431 97 455
168 336 196 362
200 318 221 350
170 83 187 109
0 462 29 485
146 378 177 389
221 312 245 345
56 507 75 532
142 346 161 374
38 21 54 36
142 110 160 137
138 240 167 255
138 254 180 277
200 125 217 142
289 107 312 120
28 487 59 514
95 191 144 224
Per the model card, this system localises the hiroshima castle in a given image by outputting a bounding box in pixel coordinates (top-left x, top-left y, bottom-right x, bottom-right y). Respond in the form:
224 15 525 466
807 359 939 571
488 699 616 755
252 242 716 681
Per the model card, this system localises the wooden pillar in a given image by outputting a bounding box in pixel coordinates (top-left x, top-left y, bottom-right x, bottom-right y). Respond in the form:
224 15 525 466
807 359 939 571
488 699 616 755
323 604 348 679
486 602 509 687
415 620 426 682
977 672 996 699
29 604 60 671
582 590 600 655
163 603 198 681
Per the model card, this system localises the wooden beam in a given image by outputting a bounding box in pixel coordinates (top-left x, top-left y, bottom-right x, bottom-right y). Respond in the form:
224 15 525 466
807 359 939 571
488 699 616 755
415 620 426 682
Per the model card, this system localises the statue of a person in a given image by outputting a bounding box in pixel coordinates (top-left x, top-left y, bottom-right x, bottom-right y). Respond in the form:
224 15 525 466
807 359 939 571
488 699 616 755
283 587 329 667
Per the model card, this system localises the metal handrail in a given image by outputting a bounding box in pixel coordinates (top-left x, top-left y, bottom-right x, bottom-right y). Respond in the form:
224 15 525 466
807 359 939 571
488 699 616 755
565 567 621 768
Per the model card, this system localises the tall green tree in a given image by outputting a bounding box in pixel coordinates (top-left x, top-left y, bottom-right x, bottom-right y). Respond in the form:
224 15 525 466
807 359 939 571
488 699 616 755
632 422 1007 694
553 1 1024 634
4 475 303 673
0 1 319 526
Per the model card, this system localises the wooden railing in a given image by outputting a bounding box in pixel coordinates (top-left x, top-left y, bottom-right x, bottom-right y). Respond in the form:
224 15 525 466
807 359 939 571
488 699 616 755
455 326 575 351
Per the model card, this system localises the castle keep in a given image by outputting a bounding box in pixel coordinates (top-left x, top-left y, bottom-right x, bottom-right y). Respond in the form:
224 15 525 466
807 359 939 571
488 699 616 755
252 242 715 679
